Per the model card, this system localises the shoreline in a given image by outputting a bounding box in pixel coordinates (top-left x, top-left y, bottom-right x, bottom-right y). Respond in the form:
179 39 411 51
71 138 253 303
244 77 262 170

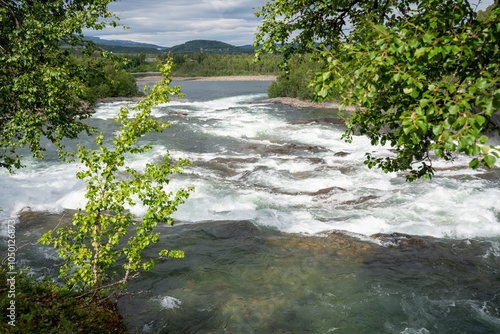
134 74 277 83
96 95 184 103
103 76 357 111
252 97 357 111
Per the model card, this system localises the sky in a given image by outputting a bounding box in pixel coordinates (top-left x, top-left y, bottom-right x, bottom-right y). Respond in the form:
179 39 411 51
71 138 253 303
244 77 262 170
84 0 495 48
85 0 267 47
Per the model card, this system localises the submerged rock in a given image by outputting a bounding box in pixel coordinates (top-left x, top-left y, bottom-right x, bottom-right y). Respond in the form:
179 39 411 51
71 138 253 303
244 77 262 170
293 117 346 125
371 232 431 249
252 97 357 111
334 151 350 157
244 142 326 155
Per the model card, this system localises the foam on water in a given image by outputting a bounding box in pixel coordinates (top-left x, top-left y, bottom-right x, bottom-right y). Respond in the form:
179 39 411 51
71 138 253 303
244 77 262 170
0 161 84 218
160 93 267 116
399 328 430 334
93 101 133 119
2 91 500 242
156 296 182 310
483 242 500 258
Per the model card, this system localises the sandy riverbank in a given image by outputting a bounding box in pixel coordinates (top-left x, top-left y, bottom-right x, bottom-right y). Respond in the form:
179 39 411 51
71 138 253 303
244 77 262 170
134 74 277 83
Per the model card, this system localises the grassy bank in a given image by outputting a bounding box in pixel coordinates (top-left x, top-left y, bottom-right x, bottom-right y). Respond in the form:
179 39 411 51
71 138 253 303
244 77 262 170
0 266 127 333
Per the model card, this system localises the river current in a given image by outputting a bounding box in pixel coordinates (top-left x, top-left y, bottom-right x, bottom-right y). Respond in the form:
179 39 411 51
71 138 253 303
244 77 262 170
1 80 500 333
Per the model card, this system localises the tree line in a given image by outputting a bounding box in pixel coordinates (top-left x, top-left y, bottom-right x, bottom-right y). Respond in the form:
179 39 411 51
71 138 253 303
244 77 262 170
117 52 283 77
72 51 285 98
72 53 139 98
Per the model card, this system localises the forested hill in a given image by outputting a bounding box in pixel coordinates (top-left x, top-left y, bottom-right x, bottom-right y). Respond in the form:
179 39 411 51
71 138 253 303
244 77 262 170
85 37 253 54
84 36 168 54
168 40 253 54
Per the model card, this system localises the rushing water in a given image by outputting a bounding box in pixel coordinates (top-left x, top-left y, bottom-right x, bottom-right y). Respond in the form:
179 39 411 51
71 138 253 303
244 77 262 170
1 80 500 333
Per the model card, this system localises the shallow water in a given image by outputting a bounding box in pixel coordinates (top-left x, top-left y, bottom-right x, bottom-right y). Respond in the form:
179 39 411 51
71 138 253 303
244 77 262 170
7 211 500 333
1 81 500 333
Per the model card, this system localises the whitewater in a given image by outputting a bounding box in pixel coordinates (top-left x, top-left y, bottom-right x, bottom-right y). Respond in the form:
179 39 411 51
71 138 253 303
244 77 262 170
1 80 499 241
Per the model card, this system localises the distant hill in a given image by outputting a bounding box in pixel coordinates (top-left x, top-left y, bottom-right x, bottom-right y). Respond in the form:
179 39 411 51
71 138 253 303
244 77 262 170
84 36 168 54
85 36 166 50
169 40 253 54
238 44 255 50
84 37 254 55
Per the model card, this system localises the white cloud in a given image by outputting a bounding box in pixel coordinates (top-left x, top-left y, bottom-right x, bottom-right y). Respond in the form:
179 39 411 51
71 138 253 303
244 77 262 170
85 0 265 46
85 0 495 47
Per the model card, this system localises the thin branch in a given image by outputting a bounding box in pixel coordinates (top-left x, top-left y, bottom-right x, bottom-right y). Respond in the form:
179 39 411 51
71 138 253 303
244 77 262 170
0 0 20 30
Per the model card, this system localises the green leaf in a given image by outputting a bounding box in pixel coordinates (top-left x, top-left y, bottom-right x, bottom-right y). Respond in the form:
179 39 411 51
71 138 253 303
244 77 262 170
419 99 430 108
469 158 480 169
411 88 420 99
416 120 428 134
422 34 433 45
318 89 328 98
449 105 460 115
483 155 496 168
433 124 444 136
475 115 486 126
429 47 441 59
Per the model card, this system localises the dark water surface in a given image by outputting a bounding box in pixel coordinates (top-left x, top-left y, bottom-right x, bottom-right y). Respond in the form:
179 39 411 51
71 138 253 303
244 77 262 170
9 210 500 334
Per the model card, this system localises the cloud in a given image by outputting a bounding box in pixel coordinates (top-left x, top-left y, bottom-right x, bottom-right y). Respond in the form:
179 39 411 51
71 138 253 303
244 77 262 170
85 0 495 47
85 0 266 46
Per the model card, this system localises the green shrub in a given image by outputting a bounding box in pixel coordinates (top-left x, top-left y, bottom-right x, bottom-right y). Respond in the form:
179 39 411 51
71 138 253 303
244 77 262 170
0 266 126 333
85 64 138 98
268 56 336 101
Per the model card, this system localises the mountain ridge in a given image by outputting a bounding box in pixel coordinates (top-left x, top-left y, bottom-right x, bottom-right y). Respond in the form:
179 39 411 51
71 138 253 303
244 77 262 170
86 36 254 54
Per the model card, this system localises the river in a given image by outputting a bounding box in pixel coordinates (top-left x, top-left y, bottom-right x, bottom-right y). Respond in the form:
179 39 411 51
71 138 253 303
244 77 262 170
1 80 500 333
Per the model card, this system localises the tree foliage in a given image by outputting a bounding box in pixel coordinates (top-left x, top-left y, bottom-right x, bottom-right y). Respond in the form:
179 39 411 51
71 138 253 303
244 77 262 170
40 60 193 304
255 0 500 180
268 55 326 100
79 58 139 98
170 53 281 77
0 0 119 171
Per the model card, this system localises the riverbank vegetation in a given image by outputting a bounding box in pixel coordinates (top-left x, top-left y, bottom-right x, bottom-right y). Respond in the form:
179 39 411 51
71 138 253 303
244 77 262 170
267 56 333 101
113 52 320 100
117 52 282 77
71 52 283 98
74 56 139 99
0 265 126 333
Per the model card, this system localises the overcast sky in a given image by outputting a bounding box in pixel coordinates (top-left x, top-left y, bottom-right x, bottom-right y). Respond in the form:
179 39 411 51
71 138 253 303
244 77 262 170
85 0 266 47
84 0 495 47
